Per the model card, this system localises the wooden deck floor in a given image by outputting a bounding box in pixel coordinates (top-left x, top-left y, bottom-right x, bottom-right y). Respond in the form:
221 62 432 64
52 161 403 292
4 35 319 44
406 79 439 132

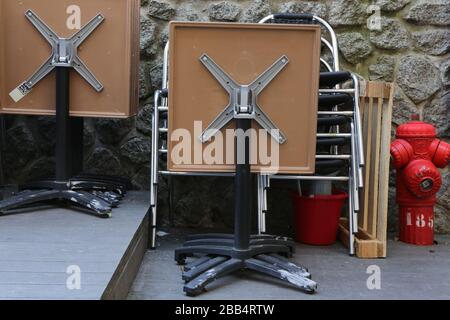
0 192 149 300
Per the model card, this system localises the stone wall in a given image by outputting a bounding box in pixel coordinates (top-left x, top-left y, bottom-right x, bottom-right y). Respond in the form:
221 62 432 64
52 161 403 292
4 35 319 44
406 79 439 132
2 0 449 233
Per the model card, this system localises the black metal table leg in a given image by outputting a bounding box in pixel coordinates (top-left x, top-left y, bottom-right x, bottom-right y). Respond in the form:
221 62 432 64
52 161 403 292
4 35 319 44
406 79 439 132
90 190 121 207
185 233 278 241
55 67 71 183
0 190 61 213
176 246 234 265
61 190 112 217
183 238 296 254
175 118 317 296
73 173 132 189
257 254 310 278
182 256 229 282
183 255 213 272
70 180 126 196
246 258 317 293
184 259 244 297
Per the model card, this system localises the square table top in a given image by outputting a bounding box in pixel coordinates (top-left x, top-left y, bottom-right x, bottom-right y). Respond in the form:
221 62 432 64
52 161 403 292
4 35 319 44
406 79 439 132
168 22 321 174
0 0 139 118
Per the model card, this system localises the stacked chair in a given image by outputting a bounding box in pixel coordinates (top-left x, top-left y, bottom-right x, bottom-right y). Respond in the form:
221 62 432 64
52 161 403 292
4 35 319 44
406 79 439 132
257 13 364 255
149 13 364 257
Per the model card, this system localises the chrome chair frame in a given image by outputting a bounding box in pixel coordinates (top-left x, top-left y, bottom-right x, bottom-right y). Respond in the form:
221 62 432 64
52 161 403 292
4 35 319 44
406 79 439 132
257 14 364 255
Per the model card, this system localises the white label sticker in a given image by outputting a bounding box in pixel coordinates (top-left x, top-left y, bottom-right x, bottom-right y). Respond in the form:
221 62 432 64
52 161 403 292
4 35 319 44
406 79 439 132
9 84 30 103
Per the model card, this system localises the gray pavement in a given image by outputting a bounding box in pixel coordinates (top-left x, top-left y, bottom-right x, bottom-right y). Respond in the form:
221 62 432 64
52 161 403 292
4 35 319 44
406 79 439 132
129 230 450 300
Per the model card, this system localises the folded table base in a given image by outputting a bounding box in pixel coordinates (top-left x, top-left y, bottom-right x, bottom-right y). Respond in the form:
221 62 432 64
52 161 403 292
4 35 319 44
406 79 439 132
175 239 316 296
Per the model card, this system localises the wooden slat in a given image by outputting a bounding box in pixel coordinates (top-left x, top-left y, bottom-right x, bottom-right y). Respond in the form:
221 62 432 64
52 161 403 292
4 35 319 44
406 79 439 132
359 94 366 123
359 97 368 229
364 81 392 99
362 97 374 231
377 83 394 257
339 81 393 258
367 98 383 236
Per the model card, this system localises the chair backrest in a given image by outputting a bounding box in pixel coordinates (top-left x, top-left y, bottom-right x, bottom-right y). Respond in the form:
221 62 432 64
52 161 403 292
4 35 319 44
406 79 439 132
259 13 340 72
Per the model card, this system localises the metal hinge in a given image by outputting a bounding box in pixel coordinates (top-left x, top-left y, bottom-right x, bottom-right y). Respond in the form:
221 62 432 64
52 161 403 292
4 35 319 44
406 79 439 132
199 54 289 145
9 10 104 102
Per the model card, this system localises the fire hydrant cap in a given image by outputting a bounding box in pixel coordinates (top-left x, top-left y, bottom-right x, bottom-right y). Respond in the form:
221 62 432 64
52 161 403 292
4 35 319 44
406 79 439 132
403 159 442 198
396 121 437 139
430 139 450 168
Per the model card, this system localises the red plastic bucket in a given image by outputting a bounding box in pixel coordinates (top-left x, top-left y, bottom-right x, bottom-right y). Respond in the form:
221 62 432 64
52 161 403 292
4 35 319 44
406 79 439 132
291 191 348 245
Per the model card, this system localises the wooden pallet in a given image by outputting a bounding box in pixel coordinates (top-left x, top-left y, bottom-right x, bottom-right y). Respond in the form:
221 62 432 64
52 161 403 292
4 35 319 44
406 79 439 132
338 81 394 258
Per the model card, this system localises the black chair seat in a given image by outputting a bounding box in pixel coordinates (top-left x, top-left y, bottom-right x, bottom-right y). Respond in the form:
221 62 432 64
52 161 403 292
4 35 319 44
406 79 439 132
271 13 315 25
319 93 352 108
315 159 347 175
316 159 347 168
318 115 350 127
320 71 352 88
317 137 348 147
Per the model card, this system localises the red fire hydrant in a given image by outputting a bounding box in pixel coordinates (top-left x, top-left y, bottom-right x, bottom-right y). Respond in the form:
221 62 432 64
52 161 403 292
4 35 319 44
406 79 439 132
390 115 450 245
